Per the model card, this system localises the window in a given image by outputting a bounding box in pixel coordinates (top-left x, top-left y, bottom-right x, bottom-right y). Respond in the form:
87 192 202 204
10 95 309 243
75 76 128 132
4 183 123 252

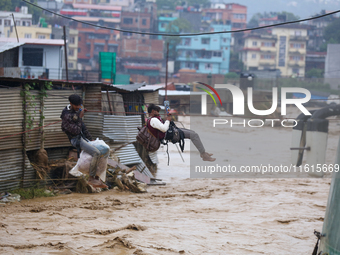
142 19 147 25
4 20 10 26
78 48 81 53
16 20 20 26
0 20 2 25
251 53 256 59
161 22 166 28
68 62 74 68
291 43 304 49
183 38 191 46
194 63 199 70
290 55 303 61
24 33 32 38
262 41 274 47
69 49 74 56
223 38 227 43
26 21 31 26
201 51 212 59
205 63 212 70
22 48 43 66
123 18 133 24
233 14 246 19
295 31 302 36
70 37 75 44
38 35 46 39
261 54 274 59
201 38 210 44
78 36 81 41
252 41 257 46
213 51 222 57
292 68 299 74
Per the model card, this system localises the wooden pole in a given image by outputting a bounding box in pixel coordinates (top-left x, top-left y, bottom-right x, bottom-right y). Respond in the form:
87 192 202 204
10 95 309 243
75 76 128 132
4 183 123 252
106 89 114 115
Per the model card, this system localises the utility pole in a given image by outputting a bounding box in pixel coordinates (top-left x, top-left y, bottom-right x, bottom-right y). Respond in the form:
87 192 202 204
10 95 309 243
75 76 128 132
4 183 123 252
63 26 69 82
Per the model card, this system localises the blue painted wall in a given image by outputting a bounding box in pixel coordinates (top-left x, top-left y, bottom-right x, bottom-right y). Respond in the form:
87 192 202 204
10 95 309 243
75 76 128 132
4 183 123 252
176 23 231 74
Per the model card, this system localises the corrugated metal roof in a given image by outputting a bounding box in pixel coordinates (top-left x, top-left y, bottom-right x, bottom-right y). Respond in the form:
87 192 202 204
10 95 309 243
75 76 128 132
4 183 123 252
111 83 146 92
0 41 25 54
149 152 159 164
103 115 141 143
0 38 64 46
138 84 165 91
111 143 142 165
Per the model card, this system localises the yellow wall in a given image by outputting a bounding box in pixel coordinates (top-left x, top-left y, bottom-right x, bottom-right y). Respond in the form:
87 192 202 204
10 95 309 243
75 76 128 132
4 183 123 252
5 25 51 39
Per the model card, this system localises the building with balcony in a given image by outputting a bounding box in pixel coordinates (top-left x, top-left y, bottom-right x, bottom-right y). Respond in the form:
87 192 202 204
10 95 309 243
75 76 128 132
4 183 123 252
158 16 177 39
240 25 309 77
97 0 134 7
175 23 231 75
120 1 157 39
202 3 247 31
0 38 64 80
67 4 121 69
5 25 52 40
0 8 32 38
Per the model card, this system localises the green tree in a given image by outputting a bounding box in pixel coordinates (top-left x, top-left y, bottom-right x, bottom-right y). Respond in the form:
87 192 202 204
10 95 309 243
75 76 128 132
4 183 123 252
248 11 300 28
306 68 324 78
3 0 42 24
324 18 340 44
164 18 193 60
0 0 12 11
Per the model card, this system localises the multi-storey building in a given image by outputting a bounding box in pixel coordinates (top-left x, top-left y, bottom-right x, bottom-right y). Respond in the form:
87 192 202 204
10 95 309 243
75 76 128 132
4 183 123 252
66 4 121 69
0 8 32 38
202 3 247 31
5 25 52 40
97 0 134 7
240 25 309 77
176 23 231 74
120 1 157 39
157 16 177 39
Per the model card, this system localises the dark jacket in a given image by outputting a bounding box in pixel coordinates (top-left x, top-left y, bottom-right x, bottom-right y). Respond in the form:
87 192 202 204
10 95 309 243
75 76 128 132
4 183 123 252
60 105 92 141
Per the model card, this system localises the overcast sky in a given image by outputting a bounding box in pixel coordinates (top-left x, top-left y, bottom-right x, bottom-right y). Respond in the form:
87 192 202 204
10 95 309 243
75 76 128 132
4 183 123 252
228 0 340 21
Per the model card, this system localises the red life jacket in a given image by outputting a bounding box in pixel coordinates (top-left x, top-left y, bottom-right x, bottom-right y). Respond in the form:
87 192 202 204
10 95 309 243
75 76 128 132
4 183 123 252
147 116 166 140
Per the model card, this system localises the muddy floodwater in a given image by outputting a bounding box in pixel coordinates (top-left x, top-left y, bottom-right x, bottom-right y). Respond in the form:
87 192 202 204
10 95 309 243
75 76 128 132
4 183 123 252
0 107 338 254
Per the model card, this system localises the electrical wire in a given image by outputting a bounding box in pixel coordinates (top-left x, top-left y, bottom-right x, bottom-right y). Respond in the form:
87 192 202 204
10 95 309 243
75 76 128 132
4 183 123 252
22 0 340 37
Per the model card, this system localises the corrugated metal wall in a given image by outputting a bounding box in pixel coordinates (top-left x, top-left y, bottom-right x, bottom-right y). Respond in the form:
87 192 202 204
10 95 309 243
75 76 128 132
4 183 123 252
143 91 159 105
0 88 23 151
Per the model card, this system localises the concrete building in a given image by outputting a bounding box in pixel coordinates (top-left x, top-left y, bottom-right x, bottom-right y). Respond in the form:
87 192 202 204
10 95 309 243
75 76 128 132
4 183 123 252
325 44 340 90
67 4 121 69
118 38 164 84
97 0 134 7
158 16 177 39
202 3 247 31
176 23 231 75
0 38 65 80
240 25 309 77
5 25 52 40
0 8 32 38
120 1 157 39
51 27 79 70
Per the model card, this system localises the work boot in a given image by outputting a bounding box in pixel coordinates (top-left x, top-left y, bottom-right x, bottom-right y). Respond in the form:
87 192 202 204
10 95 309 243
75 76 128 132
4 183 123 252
200 152 216 162
88 176 108 189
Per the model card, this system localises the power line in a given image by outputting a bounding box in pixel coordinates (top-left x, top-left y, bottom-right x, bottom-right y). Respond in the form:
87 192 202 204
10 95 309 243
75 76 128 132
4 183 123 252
22 0 340 37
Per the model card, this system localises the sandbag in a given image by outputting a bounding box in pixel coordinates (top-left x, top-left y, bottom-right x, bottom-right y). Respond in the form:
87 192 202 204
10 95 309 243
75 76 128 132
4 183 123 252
69 138 110 182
